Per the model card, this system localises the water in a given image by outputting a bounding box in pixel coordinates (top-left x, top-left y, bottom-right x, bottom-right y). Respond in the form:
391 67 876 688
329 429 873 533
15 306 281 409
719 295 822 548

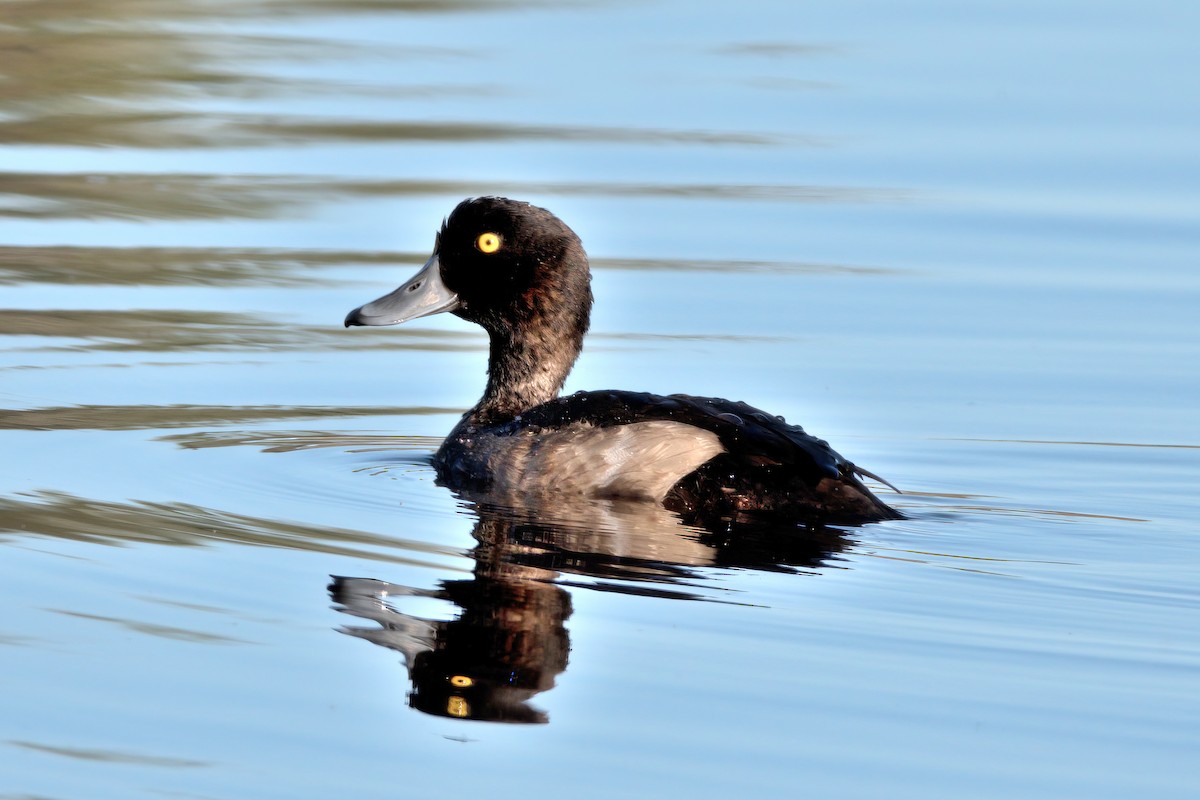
2 1 1199 797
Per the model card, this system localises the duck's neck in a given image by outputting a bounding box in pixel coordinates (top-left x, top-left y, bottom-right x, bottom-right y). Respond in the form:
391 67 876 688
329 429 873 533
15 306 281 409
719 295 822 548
470 320 585 424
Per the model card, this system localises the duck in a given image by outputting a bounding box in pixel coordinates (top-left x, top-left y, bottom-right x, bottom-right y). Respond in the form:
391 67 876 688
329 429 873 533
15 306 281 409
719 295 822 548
345 196 900 524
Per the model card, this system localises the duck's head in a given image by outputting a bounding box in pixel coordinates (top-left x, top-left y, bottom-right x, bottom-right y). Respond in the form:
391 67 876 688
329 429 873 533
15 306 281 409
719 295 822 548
345 197 595 419
345 197 593 339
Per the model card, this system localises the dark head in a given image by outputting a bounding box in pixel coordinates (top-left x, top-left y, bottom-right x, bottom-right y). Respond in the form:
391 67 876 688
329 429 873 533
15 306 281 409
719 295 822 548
345 197 595 419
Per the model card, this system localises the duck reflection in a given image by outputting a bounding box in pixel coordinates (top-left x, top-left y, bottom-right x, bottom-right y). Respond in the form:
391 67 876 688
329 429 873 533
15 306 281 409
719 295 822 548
330 496 853 723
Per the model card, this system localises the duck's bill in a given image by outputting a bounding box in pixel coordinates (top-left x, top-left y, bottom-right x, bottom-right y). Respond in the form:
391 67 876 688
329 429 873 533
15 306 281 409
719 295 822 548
344 253 461 327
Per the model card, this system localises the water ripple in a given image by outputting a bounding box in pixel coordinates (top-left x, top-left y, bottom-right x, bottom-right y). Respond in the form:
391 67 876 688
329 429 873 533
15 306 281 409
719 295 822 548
0 246 898 287
0 490 467 568
0 173 897 221
7 739 209 768
0 405 453 432
0 309 482 353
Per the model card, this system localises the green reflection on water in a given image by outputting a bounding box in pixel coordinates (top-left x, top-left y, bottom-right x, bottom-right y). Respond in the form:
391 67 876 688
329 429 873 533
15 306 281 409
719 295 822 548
0 405 453 432
4 0 675 151
0 309 483 352
161 430 445 453
0 307 792 354
0 490 466 567
0 246 897 286
0 0 797 152
0 174 896 221
0 246 410 287
0 2 473 121
0 112 798 150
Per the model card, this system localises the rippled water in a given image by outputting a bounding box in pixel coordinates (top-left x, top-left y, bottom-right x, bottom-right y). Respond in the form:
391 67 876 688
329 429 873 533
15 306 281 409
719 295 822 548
3 1 1199 798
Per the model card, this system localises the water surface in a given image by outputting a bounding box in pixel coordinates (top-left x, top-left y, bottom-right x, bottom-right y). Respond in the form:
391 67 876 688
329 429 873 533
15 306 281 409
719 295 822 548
2 1 1198 798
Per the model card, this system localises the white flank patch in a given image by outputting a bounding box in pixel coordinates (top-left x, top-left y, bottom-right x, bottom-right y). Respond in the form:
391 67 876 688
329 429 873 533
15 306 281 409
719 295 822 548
517 420 724 501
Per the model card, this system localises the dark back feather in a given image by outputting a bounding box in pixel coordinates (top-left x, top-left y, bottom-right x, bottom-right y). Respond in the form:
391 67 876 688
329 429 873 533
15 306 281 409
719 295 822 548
500 390 899 523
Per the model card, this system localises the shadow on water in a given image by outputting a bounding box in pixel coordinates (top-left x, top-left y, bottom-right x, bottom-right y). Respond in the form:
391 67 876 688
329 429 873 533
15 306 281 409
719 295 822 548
331 492 855 724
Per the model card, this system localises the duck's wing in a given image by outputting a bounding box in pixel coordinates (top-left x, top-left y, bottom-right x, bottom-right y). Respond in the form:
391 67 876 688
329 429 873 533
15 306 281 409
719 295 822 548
509 391 900 523
669 394 902 493
510 390 883 489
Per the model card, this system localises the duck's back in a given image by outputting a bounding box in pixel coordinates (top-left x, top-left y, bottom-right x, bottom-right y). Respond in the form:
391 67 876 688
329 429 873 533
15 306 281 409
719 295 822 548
435 390 900 524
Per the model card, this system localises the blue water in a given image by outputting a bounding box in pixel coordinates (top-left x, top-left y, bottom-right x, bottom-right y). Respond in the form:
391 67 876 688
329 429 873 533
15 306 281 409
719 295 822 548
2 1 1199 798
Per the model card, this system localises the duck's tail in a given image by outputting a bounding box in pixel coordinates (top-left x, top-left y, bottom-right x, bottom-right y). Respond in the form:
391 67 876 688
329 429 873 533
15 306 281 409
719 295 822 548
850 464 901 494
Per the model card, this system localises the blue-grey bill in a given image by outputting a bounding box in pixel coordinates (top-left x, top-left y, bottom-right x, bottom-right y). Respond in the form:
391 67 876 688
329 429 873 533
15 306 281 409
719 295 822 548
344 253 461 327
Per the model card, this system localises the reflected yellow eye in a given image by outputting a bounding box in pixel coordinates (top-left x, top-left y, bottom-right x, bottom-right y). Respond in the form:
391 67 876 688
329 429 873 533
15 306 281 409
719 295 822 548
447 696 470 718
475 232 502 253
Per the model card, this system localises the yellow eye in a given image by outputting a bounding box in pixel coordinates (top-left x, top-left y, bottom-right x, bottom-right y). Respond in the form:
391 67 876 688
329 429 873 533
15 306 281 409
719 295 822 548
446 696 470 718
449 675 474 688
475 232 502 254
